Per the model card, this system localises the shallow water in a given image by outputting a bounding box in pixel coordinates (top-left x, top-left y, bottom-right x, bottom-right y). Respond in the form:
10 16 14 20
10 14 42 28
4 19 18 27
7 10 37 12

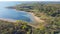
0 2 33 22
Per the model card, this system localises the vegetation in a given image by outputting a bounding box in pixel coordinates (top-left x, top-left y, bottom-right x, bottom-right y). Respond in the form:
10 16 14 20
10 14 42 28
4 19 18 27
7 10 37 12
0 20 32 34
15 2 60 34
0 2 60 34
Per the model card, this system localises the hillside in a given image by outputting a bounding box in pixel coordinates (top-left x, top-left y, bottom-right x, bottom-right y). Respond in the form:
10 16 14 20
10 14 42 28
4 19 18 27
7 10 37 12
15 2 60 34
0 20 33 34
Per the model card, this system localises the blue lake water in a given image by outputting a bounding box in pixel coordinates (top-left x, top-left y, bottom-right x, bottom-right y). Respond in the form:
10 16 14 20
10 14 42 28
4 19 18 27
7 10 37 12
0 2 33 22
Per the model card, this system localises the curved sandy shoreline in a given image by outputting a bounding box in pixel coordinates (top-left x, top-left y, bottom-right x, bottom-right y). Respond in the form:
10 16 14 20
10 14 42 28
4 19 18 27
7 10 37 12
0 18 16 22
29 12 44 23
0 12 44 23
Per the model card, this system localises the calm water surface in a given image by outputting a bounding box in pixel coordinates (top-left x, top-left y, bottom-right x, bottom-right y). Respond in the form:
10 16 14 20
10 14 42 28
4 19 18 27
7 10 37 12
0 2 33 22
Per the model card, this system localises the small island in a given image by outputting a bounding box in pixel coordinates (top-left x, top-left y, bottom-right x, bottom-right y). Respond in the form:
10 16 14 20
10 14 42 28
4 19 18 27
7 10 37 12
6 6 16 9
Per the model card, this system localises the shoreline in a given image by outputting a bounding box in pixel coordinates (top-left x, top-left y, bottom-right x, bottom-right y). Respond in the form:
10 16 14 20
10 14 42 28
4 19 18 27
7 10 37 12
29 12 44 23
0 18 16 22
0 7 44 23
0 12 44 23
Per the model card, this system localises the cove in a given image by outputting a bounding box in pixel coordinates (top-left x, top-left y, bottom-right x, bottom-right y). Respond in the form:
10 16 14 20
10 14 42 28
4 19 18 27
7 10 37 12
0 2 33 22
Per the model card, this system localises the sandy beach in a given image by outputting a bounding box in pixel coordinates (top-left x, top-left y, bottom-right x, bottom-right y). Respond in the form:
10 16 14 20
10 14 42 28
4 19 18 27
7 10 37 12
0 18 16 22
29 12 44 23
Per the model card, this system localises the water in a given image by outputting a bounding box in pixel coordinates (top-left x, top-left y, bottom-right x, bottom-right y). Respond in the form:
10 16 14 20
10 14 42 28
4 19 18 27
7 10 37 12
0 2 33 22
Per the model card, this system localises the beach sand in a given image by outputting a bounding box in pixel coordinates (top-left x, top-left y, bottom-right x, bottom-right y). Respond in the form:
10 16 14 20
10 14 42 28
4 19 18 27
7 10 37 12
29 12 44 23
0 18 16 22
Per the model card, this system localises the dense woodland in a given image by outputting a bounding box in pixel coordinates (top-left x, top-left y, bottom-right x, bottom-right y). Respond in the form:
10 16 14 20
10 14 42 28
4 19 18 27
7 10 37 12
0 2 60 34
